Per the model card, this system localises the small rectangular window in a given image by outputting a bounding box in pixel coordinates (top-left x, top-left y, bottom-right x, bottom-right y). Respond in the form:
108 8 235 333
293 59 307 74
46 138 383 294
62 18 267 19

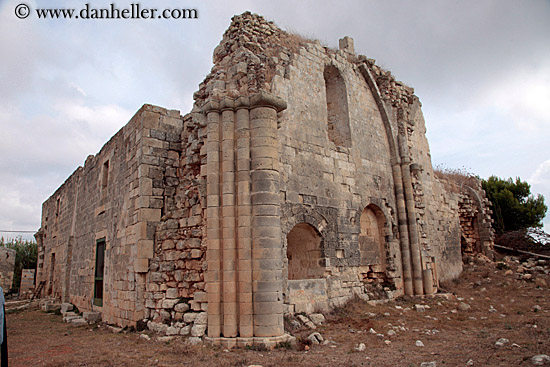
100 160 109 201
102 161 109 188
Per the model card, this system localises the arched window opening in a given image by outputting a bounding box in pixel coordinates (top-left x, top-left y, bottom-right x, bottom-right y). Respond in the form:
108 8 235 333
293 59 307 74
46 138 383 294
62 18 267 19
287 223 323 280
359 205 386 267
324 65 351 148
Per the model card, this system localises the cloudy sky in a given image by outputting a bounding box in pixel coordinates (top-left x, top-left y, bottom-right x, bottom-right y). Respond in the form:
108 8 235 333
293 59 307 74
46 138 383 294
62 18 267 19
1 0 549 240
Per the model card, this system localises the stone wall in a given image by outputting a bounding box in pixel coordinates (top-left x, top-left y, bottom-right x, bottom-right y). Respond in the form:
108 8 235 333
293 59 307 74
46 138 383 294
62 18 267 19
19 269 35 297
271 40 403 309
144 110 208 337
437 176 495 261
36 105 183 327
0 247 16 292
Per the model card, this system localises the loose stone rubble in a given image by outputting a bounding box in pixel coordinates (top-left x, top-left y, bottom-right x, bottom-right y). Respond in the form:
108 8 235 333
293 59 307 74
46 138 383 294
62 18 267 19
33 12 495 347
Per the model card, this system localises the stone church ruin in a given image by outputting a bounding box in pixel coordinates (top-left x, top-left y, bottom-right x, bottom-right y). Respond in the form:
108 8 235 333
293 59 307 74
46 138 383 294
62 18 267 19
34 12 495 347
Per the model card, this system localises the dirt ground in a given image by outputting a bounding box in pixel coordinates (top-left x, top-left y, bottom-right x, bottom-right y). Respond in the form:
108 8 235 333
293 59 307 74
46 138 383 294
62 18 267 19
7 257 550 367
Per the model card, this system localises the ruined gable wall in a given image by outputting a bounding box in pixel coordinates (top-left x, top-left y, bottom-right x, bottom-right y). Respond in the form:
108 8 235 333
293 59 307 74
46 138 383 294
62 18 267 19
271 43 403 310
192 12 406 314
37 105 183 327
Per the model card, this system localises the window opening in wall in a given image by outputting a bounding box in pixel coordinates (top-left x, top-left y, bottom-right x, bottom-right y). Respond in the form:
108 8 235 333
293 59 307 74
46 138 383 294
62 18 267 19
48 253 55 295
94 239 106 306
101 160 109 200
287 223 324 280
359 205 386 268
55 198 60 217
324 65 351 148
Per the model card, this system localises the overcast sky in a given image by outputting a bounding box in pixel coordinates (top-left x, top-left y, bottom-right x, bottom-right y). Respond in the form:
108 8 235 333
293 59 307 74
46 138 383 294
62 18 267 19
1 0 549 240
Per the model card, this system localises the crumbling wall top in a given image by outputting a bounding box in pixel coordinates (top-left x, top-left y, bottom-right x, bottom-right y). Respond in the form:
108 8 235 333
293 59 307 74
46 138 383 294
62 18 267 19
193 12 314 107
193 12 420 137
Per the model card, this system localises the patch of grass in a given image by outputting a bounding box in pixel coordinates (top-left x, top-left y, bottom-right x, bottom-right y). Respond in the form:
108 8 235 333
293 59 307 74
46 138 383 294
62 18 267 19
245 344 268 352
275 340 293 349
434 165 480 193
329 295 367 320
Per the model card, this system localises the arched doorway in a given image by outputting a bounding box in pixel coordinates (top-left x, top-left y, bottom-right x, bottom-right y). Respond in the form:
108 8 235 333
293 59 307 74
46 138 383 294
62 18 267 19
286 223 324 280
359 205 386 268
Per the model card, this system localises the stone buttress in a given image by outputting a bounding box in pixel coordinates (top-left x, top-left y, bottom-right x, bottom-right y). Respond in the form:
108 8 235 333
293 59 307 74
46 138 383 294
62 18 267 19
203 92 293 347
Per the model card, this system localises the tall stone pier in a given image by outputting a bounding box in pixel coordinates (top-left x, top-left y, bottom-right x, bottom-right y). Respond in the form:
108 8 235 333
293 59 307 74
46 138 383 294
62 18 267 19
203 91 292 348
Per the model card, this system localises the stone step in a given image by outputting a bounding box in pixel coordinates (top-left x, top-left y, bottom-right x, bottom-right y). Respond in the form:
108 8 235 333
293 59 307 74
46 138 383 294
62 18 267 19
60 303 74 313
71 318 88 327
63 315 80 323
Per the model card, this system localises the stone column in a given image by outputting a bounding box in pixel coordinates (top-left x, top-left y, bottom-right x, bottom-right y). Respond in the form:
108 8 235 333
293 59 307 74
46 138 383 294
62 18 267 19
249 92 286 338
391 160 413 296
204 102 222 338
235 97 253 338
204 91 288 346
221 98 238 337
398 132 423 295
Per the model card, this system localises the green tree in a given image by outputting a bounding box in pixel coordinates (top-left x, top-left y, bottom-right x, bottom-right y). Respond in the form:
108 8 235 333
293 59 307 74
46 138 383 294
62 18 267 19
0 237 38 291
482 176 547 234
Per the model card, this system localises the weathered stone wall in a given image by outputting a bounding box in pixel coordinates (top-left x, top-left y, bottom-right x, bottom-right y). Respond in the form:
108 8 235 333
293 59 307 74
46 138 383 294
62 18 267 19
144 111 208 337
0 247 16 292
36 105 183 327
271 41 402 309
437 176 495 261
19 268 35 297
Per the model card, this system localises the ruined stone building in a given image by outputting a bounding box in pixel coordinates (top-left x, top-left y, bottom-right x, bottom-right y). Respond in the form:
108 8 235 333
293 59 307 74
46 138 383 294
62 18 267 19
0 247 16 292
34 12 494 347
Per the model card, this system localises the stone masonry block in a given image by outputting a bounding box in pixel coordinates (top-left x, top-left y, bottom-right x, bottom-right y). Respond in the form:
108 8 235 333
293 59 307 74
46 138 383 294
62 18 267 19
137 240 154 259
142 111 160 129
138 208 161 222
134 258 149 273
193 291 207 303
60 303 74 313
